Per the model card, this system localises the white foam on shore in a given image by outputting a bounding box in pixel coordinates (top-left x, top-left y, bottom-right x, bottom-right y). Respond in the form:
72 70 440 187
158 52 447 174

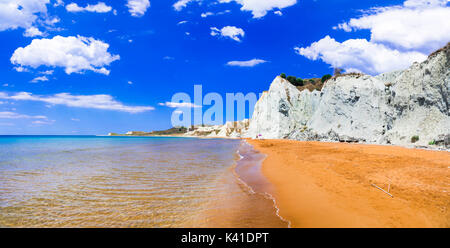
235 150 244 160
232 140 292 228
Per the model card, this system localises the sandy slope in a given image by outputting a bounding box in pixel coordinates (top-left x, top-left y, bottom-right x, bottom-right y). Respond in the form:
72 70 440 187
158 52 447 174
247 139 450 228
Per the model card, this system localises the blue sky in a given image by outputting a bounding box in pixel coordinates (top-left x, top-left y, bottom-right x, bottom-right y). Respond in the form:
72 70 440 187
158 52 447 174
0 0 449 134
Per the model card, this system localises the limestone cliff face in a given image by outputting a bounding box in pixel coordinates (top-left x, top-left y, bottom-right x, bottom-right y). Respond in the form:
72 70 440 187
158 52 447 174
246 43 450 148
305 74 390 143
246 76 320 139
384 46 450 146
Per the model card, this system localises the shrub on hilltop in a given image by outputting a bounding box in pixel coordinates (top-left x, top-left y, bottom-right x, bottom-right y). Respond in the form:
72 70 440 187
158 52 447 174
286 75 296 83
321 74 332 83
295 78 304 86
279 73 330 91
284 75 304 86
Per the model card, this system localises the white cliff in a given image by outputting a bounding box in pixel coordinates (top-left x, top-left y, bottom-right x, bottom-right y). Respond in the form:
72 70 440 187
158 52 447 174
246 76 321 139
184 119 250 138
302 74 391 143
384 48 450 146
246 43 450 148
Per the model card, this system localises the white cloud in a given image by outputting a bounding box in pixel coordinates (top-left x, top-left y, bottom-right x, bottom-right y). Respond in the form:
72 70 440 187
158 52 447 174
128 81 133 85
173 0 295 17
40 70 53 75
0 0 59 37
71 118 80 121
0 92 154 113
54 0 64 7
274 10 283 16
126 0 150 17
226 59 267 67
173 0 199 11
66 2 112 13
335 0 450 53
219 0 297 18
31 119 55 125
11 35 120 75
159 102 202 108
0 111 47 119
298 0 448 75
295 36 427 75
177 20 188 25
44 16 60 26
403 0 449 8
211 26 245 42
201 12 214 18
23 27 44 37
30 76 49 83
200 10 231 17
0 0 49 31
14 66 29 72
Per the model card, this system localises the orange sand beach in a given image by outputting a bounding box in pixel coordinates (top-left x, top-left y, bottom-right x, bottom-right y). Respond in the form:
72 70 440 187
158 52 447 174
247 139 450 228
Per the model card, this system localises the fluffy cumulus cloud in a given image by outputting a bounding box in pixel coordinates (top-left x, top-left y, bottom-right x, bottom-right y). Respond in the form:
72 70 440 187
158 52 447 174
296 36 427 75
0 0 49 31
335 0 450 53
10 35 120 75
66 2 112 13
219 0 297 18
126 0 150 17
211 26 245 42
0 92 154 113
297 0 449 75
226 59 267 67
23 27 44 37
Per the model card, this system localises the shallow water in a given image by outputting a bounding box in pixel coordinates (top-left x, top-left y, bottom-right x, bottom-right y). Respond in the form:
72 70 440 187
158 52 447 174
0 136 286 227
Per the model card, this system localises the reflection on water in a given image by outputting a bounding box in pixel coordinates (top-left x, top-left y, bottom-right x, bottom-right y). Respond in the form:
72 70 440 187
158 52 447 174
0 136 286 227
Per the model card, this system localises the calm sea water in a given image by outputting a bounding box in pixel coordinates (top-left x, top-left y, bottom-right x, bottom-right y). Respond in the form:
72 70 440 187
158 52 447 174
0 136 286 227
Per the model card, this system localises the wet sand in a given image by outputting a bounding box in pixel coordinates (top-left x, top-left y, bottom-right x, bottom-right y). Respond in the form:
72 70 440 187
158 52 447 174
247 139 450 228
184 141 289 228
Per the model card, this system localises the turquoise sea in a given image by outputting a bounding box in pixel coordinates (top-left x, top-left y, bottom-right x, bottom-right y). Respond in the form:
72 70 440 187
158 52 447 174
0 136 286 227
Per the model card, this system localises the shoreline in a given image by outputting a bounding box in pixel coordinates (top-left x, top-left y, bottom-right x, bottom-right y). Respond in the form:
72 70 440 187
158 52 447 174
105 134 241 139
233 140 292 227
107 134 450 151
247 139 450 228
182 140 289 228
